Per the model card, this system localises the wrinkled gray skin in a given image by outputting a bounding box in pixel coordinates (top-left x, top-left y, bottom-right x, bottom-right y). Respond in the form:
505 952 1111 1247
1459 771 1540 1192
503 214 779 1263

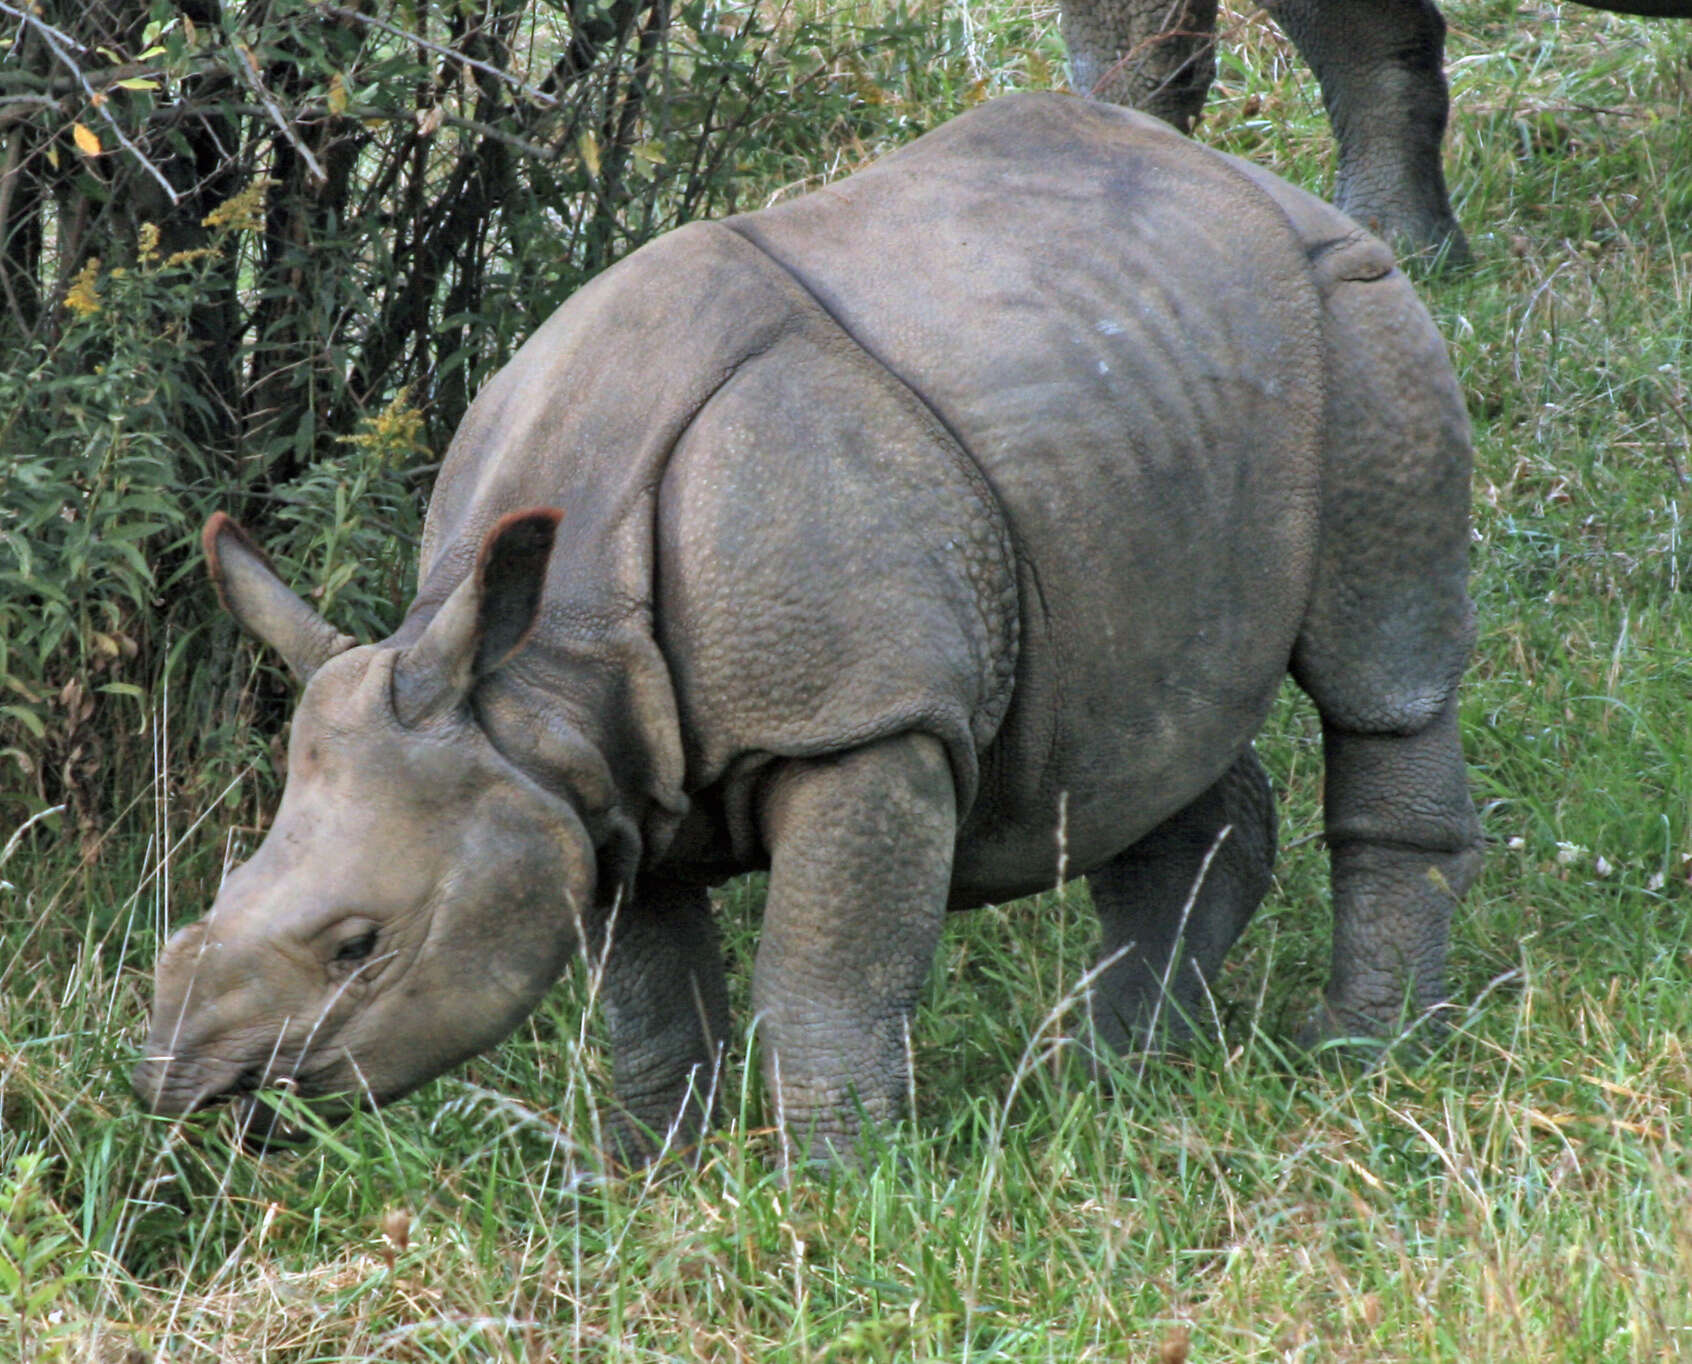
135 94 1483 1163
1063 0 1692 264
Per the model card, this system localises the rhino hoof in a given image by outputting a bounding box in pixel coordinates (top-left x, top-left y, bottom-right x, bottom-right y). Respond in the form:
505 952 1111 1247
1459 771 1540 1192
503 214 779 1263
1292 1001 1451 1067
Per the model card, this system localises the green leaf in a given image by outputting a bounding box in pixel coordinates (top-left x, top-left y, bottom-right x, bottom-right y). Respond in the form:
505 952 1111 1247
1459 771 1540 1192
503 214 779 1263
26 1279 67 1315
1 705 46 740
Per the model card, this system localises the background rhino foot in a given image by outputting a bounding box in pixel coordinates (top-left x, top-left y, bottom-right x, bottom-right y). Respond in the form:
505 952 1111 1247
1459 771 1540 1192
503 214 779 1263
1269 0 1474 269
1290 995 1455 1066
1060 0 1219 133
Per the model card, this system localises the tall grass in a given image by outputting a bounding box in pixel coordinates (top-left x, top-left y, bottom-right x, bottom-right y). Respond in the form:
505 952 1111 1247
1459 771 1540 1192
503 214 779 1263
2 1 1689 1359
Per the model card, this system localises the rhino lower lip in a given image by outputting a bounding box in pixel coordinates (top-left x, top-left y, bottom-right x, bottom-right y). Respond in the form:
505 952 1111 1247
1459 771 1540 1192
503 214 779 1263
232 1092 310 1151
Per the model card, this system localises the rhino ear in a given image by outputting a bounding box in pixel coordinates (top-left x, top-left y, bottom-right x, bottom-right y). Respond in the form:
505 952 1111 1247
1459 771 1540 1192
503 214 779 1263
204 513 356 684
392 508 562 727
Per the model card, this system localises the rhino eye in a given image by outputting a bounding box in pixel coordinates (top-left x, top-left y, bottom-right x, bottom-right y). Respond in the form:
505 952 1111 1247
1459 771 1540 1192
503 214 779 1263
333 928 379 964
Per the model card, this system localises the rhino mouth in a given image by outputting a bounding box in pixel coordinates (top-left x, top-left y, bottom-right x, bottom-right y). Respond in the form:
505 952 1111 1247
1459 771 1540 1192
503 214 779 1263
134 1050 360 1151
230 1089 312 1152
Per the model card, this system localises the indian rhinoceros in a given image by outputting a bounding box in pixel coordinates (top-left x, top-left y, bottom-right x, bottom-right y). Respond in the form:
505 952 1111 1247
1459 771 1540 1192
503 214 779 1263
133 92 1483 1162
1062 0 1692 264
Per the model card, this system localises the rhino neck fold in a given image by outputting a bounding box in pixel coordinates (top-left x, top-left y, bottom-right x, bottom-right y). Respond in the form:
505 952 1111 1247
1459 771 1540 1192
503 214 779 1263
395 221 834 874
470 645 687 882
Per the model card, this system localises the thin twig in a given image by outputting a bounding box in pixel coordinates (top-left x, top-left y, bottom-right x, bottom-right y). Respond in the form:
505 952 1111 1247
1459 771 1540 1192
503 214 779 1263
0 0 180 202
225 39 326 185
0 57 172 97
444 112 556 162
320 4 560 110
0 94 60 129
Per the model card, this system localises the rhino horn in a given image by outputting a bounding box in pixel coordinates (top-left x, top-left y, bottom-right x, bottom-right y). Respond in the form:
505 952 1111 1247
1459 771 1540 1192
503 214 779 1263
392 507 562 727
204 513 356 683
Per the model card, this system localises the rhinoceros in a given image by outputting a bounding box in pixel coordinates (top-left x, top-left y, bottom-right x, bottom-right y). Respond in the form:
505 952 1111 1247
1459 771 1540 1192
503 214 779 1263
134 92 1483 1161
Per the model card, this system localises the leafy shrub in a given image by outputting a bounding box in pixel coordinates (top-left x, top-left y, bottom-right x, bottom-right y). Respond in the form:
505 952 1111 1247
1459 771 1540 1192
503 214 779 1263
0 231 224 836
0 0 998 834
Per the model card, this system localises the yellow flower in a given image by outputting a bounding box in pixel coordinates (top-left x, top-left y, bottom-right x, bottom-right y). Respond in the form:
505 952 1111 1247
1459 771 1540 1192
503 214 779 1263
342 386 428 465
202 177 276 235
64 257 101 318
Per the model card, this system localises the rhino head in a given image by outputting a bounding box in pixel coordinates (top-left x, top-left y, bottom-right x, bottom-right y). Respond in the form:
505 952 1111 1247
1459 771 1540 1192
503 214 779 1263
133 509 596 1132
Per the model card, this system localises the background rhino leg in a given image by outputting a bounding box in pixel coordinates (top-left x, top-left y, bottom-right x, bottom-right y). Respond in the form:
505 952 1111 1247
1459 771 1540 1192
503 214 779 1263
1084 748 1276 1057
597 877 730 1163
1293 245 1483 1045
1059 0 1219 133
1268 0 1470 264
753 732 956 1165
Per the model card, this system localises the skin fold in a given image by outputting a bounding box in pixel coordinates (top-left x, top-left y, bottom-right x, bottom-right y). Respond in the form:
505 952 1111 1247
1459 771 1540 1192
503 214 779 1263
135 93 1483 1164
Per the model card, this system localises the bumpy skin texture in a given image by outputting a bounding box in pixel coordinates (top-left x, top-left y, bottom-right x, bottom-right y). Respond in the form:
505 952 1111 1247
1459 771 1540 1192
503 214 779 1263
1064 0 1691 260
136 94 1482 1163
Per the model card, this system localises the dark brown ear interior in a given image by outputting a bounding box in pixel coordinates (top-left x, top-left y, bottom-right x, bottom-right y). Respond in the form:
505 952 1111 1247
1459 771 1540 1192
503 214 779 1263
391 507 563 726
473 508 563 675
203 513 355 682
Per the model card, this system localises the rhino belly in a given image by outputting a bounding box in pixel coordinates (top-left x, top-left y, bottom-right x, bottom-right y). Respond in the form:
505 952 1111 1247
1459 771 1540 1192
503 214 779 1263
949 537 1303 904
939 266 1321 896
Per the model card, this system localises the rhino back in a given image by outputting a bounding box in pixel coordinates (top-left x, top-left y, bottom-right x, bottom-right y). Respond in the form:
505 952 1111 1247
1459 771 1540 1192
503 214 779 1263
414 225 804 621
723 93 1328 892
405 225 845 832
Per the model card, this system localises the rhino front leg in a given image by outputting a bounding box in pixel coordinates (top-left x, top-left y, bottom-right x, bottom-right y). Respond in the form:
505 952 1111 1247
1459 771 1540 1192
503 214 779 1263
1086 747 1276 1057
597 877 731 1163
753 732 956 1165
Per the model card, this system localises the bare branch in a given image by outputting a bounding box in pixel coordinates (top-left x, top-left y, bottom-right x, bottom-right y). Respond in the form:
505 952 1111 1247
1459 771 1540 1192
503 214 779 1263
225 39 327 186
0 58 171 98
0 94 59 130
0 0 180 203
442 113 557 163
319 4 560 109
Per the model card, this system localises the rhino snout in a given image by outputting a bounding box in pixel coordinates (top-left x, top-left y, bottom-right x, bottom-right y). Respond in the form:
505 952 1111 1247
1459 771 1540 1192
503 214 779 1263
132 1050 250 1116
134 1045 320 1113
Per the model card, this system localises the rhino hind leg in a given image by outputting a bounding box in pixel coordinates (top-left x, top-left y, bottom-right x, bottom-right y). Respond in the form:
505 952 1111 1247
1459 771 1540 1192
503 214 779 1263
1084 747 1276 1058
752 732 956 1166
1292 251 1484 1047
597 877 731 1164
1270 0 1470 265
1303 698 1481 1046
1059 0 1220 133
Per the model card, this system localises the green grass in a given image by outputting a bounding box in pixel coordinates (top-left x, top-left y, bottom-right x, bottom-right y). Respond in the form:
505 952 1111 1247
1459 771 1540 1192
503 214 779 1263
3 1 1691 1359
